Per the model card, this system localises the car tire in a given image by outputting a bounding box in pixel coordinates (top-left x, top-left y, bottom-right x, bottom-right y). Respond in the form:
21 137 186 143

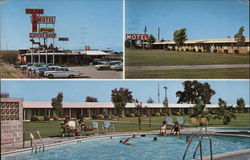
69 75 74 78
48 74 54 79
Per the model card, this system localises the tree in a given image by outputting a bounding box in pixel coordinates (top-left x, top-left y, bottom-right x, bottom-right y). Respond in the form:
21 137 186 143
147 34 156 49
111 88 133 119
191 98 212 121
2 52 18 64
213 98 236 125
51 92 64 117
147 97 154 103
234 26 245 47
176 80 216 104
173 28 188 46
85 96 98 102
0 92 9 98
236 98 245 113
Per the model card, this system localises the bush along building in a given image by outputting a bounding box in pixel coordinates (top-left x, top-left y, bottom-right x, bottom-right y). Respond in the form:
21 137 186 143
151 38 250 54
18 100 250 120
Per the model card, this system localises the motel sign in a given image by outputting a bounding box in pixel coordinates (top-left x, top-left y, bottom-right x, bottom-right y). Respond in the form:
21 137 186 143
126 34 149 41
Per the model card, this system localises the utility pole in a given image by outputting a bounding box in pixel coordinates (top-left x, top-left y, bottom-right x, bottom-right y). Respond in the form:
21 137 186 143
158 27 160 41
143 26 147 49
158 83 160 103
163 86 168 113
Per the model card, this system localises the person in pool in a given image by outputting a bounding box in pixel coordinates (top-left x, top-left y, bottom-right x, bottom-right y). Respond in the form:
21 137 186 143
153 137 158 141
172 122 180 136
186 136 191 143
120 138 132 145
159 121 167 136
131 134 136 138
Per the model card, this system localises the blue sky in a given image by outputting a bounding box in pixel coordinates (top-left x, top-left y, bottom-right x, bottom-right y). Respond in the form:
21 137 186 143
0 0 123 51
126 0 249 40
1 80 249 105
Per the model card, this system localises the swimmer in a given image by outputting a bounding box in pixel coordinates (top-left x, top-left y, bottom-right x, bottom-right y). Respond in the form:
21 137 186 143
120 138 132 145
186 136 191 143
153 137 157 141
131 134 136 138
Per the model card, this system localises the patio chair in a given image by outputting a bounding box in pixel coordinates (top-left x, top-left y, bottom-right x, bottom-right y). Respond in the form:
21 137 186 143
102 121 115 133
165 117 174 126
176 116 191 127
92 122 99 135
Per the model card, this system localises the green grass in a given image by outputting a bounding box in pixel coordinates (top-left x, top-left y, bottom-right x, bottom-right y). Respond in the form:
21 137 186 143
126 68 250 79
24 113 250 139
125 49 250 66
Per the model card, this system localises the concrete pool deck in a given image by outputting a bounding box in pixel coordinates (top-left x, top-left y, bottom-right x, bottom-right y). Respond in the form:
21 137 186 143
1 127 250 160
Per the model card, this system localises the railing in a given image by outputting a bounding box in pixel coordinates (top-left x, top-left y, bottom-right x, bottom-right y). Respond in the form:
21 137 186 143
183 135 213 160
28 130 45 153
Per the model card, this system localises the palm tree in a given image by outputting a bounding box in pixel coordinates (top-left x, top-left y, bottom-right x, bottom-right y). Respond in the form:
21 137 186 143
213 98 236 125
191 98 212 121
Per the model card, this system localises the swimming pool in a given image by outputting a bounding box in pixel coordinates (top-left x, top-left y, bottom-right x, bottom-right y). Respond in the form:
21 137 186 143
2 134 250 160
208 127 250 131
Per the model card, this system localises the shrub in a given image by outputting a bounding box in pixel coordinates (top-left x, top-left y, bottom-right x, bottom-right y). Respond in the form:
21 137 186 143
155 112 161 116
111 115 117 118
31 115 38 121
2 52 18 64
175 112 181 116
125 113 130 117
97 114 104 119
160 112 165 116
104 115 110 119
37 116 44 121
130 113 135 117
43 115 50 121
91 114 97 119
77 115 84 120
53 116 59 121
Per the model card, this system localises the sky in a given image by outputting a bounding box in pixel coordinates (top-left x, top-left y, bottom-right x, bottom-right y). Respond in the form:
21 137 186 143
126 0 249 40
1 80 249 105
0 0 123 51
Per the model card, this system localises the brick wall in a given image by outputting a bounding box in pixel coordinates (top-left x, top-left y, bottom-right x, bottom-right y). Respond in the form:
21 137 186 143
1 98 23 144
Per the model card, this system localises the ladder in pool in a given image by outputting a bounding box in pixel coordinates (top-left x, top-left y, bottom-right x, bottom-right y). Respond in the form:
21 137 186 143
183 135 213 160
30 130 45 153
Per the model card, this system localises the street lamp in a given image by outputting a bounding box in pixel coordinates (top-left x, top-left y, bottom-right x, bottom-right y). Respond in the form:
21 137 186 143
163 86 168 113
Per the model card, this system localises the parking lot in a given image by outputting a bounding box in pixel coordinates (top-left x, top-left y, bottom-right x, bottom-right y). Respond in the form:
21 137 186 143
69 66 122 79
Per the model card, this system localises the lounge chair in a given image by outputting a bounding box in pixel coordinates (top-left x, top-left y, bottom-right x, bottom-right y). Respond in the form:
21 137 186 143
165 117 174 126
102 121 115 133
92 122 99 135
176 116 191 127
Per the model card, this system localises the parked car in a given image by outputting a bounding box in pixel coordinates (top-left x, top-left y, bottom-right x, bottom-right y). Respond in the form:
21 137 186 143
20 63 34 69
110 63 123 71
27 63 44 71
94 62 111 70
36 66 62 76
44 68 80 78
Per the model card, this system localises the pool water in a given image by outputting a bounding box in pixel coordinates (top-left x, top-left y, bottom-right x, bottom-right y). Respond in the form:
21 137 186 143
209 128 250 131
2 134 250 160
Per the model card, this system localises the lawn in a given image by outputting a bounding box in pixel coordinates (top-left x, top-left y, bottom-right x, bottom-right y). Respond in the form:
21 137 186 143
24 113 250 139
126 68 250 79
125 49 250 66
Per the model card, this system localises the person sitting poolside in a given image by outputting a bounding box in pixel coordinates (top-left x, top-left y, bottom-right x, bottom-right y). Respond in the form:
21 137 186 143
120 138 132 145
159 121 167 136
78 119 96 131
172 122 180 136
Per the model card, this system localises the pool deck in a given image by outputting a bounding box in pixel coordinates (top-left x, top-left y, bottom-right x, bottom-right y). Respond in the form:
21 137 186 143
1 127 250 160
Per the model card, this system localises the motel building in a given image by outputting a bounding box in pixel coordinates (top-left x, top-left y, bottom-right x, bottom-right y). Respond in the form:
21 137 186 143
150 38 250 54
21 100 250 120
19 49 122 65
